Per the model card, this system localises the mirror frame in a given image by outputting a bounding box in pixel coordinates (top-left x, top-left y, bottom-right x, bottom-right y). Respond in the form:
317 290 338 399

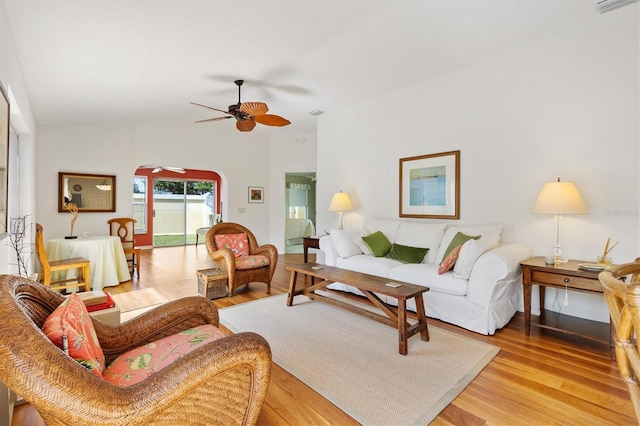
58 172 116 212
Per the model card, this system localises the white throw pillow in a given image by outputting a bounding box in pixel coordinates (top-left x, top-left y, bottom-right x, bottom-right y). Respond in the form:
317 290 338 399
436 224 503 263
354 236 373 255
453 238 496 279
329 230 363 259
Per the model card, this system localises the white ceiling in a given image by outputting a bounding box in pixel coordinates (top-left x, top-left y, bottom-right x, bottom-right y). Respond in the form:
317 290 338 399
3 0 593 134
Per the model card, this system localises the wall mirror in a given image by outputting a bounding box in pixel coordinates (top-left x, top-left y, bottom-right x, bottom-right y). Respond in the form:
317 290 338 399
58 172 116 212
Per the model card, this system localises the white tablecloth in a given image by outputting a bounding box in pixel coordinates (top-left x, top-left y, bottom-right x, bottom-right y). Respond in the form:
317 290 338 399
46 236 131 290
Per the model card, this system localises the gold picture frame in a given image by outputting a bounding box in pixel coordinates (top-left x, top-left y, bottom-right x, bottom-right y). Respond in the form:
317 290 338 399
58 172 116 212
399 150 460 219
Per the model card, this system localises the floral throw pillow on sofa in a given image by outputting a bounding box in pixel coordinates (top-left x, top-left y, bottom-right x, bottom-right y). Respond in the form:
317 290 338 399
214 233 249 258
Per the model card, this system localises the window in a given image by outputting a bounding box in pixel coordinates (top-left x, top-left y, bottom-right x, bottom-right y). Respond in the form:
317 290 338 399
133 176 147 233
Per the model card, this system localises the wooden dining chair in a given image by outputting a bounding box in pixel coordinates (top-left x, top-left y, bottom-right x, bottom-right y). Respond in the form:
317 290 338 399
34 223 91 292
107 217 141 278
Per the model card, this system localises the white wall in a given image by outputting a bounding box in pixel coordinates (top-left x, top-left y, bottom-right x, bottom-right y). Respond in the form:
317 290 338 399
316 7 639 322
0 4 37 276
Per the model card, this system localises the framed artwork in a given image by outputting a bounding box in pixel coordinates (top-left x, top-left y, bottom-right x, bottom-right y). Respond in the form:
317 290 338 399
0 82 9 235
248 186 264 204
58 172 116 212
399 150 460 219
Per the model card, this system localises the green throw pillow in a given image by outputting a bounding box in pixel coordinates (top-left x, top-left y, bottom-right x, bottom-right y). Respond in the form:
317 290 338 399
362 231 392 257
441 232 480 263
387 243 429 264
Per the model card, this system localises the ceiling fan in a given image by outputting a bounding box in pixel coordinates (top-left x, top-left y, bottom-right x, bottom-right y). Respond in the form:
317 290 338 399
141 165 186 174
191 79 291 132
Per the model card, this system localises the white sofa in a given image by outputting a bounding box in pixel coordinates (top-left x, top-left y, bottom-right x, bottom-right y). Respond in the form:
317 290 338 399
318 219 532 335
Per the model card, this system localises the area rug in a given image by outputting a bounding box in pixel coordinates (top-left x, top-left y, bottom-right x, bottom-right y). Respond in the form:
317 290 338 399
220 294 499 426
111 288 169 321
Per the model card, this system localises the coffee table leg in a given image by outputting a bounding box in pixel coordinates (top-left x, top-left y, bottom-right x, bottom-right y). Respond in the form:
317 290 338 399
287 271 298 306
414 294 429 342
398 298 408 355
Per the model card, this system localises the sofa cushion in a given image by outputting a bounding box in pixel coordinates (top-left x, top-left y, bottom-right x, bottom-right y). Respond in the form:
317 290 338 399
337 254 401 278
394 222 446 264
441 232 480 261
436 224 503 263
389 264 468 296
329 229 363 258
42 292 105 377
453 238 496 279
362 231 392 257
387 243 428 264
103 324 227 386
438 244 462 274
214 233 249 258
354 236 373 255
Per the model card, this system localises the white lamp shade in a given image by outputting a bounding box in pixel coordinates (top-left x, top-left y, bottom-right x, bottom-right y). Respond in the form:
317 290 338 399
329 192 353 212
532 181 587 215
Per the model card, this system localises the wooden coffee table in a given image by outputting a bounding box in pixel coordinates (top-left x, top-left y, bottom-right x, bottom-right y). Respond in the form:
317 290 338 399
286 262 430 355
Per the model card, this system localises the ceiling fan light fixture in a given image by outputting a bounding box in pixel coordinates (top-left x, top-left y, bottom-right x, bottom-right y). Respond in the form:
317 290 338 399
191 80 291 132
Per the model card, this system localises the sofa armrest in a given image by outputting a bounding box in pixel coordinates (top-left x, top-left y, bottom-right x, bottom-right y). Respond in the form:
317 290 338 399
318 235 338 266
466 243 532 304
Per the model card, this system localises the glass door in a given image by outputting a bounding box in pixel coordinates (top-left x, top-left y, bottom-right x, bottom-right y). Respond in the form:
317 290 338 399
152 179 216 246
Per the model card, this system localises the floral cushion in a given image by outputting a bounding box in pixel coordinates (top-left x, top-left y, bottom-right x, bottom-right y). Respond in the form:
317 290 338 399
102 324 227 387
42 292 105 377
214 233 249 258
438 244 463 275
235 255 270 270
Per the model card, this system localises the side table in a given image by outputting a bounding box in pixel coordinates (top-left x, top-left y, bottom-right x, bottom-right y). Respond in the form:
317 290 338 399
521 256 614 359
303 236 321 263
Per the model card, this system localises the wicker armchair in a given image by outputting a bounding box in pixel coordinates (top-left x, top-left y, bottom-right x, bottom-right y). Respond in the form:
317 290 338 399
0 275 272 426
599 258 640 424
206 222 278 295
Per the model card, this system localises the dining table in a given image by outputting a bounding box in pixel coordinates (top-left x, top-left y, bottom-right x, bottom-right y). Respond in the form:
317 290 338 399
46 235 131 291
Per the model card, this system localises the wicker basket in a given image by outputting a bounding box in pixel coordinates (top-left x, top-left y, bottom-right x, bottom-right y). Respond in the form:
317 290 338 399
197 268 228 299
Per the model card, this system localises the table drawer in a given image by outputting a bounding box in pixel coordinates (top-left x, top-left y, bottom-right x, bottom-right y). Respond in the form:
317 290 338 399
531 271 603 292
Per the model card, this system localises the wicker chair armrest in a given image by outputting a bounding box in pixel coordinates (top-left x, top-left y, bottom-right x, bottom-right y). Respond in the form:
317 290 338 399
252 243 277 260
209 247 236 268
95 296 219 360
31 332 271 426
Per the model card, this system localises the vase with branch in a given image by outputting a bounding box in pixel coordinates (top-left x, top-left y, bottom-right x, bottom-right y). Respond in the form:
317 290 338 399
6 215 38 281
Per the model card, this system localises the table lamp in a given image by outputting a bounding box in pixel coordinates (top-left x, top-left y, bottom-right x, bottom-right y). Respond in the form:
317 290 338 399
532 178 587 263
329 191 353 230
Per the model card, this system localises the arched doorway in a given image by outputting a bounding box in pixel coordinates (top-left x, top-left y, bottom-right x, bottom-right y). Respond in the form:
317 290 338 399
134 167 222 247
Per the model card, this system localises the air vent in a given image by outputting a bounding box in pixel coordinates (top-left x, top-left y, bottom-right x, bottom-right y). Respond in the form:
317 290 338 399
308 109 324 116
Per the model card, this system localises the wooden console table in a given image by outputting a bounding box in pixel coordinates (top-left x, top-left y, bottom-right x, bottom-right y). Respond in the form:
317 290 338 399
521 256 614 358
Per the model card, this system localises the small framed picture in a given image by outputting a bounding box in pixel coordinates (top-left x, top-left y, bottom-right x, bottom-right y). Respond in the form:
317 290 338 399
248 186 264 203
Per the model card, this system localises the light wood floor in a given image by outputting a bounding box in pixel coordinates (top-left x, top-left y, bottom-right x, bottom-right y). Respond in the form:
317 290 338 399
13 245 636 425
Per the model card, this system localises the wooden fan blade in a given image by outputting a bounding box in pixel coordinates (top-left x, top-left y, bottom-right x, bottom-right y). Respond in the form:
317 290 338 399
195 116 233 123
190 102 231 115
240 102 269 116
254 114 291 127
236 118 256 132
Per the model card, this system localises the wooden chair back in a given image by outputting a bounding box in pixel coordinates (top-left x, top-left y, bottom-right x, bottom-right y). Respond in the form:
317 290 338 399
107 217 141 277
600 258 640 424
34 223 90 292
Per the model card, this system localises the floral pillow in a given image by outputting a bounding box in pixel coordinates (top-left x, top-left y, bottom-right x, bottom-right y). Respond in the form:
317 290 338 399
102 324 227 386
438 244 463 275
42 292 105 376
214 233 249 258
